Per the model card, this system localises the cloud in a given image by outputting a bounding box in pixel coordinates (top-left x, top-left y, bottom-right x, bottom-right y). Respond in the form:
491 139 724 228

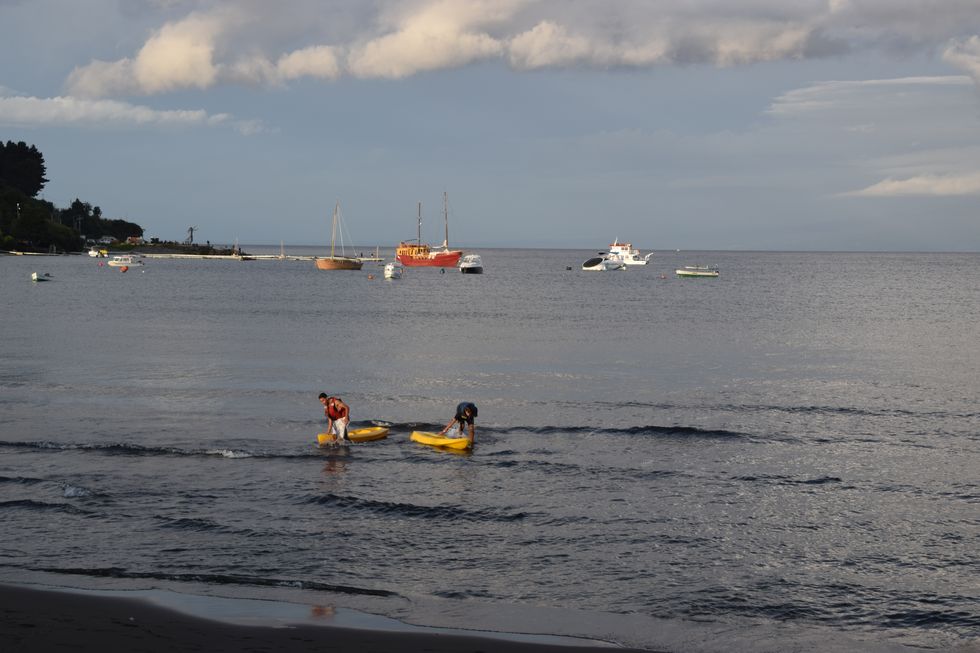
59 1 980 95
759 75 980 199
0 92 261 134
277 46 343 81
767 76 975 117
846 173 980 197
506 21 668 69
944 35 980 84
66 10 230 97
347 0 508 78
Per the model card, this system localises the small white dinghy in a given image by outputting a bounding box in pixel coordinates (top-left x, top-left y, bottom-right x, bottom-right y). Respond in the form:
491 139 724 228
383 261 403 279
458 253 483 274
675 265 719 278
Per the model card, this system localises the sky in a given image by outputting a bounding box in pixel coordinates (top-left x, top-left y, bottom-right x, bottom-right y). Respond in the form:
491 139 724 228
2 0 980 251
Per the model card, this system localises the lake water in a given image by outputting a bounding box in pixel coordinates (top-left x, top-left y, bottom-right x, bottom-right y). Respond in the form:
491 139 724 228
1 248 977 652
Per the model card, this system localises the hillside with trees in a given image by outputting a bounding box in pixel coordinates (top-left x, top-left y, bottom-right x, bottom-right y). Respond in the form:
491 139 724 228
0 140 143 253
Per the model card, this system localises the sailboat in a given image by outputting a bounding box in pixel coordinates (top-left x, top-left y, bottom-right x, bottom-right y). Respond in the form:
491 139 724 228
315 202 363 271
396 193 463 267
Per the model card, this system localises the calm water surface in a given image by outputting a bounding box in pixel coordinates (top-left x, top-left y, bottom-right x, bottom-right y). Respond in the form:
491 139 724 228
1 249 977 652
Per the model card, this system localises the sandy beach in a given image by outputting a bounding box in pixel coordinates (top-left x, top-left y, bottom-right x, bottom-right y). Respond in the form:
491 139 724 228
1 584 647 652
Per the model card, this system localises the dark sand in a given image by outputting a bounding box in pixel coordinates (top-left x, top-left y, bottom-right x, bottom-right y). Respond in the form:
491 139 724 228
1 584 648 652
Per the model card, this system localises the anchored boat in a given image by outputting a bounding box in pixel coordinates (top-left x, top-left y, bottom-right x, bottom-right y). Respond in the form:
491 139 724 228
675 265 719 278
582 254 625 271
458 253 483 274
396 193 462 268
608 239 653 266
383 261 403 279
314 202 363 271
107 255 143 267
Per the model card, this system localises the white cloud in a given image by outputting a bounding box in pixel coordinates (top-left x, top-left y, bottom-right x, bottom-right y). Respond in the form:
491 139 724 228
347 0 507 78
57 1 980 95
846 173 980 197
751 75 980 201
508 21 602 69
65 59 141 98
944 35 980 84
277 46 343 81
506 21 672 69
223 54 280 87
0 93 261 134
66 10 230 97
767 76 975 118
134 12 223 93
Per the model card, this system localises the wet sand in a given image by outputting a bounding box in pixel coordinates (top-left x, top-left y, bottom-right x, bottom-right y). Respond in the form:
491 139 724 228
1 583 647 652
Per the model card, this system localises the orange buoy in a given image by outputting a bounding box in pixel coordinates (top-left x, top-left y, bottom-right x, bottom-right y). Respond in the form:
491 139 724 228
120 265 129 272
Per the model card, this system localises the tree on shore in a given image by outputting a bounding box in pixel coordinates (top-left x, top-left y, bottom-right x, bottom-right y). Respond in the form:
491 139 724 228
59 198 142 241
0 141 48 198
0 140 142 252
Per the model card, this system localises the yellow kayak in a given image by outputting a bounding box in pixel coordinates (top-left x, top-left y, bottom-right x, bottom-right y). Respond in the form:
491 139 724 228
317 426 389 445
410 431 472 450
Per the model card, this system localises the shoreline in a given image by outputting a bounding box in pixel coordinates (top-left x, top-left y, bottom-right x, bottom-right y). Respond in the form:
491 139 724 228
0 583 648 653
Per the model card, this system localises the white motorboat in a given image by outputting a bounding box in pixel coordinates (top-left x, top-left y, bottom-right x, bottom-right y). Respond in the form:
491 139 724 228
458 253 483 274
676 265 719 278
383 261 403 279
581 254 625 271
107 255 143 267
88 247 107 258
607 239 652 266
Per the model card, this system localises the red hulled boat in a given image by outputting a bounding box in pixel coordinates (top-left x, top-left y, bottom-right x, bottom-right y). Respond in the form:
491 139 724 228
396 194 462 268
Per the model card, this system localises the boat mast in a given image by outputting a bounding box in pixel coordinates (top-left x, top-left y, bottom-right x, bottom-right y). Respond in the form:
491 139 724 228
330 202 338 257
443 191 449 250
417 202 422 245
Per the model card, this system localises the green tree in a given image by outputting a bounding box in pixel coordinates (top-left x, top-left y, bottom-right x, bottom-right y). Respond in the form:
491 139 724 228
0 141 145 252
44 221 81 252
11 201 48 245
0 186 27 234
0 141 48 198
63 198 97 237
102 218 143 241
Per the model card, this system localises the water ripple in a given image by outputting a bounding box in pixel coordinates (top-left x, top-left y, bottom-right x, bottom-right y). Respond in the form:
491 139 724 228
302 493 530 523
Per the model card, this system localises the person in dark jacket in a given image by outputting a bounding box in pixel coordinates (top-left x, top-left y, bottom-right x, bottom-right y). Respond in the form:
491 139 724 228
440 401 477 444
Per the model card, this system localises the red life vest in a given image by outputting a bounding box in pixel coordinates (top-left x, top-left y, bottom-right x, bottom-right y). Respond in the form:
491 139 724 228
326 398 345 420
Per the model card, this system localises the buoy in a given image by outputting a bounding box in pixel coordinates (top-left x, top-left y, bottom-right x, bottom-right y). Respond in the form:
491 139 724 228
120 265 129 273
367 274 375 280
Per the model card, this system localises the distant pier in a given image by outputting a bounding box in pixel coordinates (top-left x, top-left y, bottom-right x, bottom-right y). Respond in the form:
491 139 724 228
140 253 318 261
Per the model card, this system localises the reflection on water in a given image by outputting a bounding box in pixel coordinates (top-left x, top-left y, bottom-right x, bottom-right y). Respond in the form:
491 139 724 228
311 604 336 619
320 449 351 476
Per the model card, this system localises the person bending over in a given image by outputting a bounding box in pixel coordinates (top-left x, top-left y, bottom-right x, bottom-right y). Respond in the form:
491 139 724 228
318 393 350 442
440 401 477 445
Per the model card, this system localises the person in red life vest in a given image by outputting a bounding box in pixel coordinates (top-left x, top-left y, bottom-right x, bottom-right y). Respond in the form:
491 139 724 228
318 393 351 442
439 401 477 445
